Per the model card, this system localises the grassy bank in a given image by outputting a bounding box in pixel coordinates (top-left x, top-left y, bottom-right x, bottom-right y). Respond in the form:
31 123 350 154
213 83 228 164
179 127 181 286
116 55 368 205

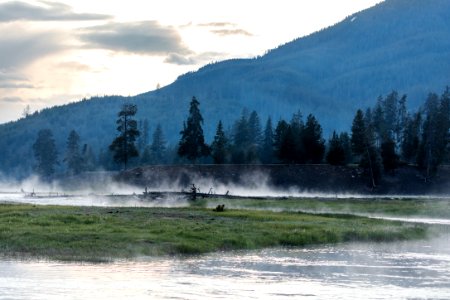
0 203 427 262
205 197 450 218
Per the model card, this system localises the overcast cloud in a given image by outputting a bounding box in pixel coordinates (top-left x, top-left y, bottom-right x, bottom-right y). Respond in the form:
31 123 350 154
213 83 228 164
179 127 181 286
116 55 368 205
0 1 111 22
79 21 192 56
0 26 66 70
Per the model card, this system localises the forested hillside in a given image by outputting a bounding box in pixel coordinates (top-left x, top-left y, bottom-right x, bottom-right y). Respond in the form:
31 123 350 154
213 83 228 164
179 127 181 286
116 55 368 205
1 0 449 177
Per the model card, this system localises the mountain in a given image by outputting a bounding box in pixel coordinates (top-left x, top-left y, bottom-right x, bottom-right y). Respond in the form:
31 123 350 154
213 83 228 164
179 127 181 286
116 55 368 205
1 0 450 177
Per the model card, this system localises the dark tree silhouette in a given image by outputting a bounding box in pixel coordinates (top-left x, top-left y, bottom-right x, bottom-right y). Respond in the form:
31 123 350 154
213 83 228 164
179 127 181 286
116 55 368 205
326 131 346 165
150 124 167 164
351 109 367 157
109 104 140 170
417 90 450 180
211 120 228 164
178 97 210 162
33 129 58 180
401 112 422 164
64 130 82 175
303 114 325 163
260 117 274 164
381 137 399 173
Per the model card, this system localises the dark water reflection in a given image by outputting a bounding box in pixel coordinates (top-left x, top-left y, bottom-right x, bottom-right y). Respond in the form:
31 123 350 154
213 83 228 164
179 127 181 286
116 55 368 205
1 235 449 299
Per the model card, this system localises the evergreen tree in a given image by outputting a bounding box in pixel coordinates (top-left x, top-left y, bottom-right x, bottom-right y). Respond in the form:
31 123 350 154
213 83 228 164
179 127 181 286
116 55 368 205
339 132 353 165
260 117 275 164
290 111 305 163
33 129 58 180
351 109 381 188
137 119 149 151
381 137 399 173
401 112 421 163
211 121 228 164
178 97 210 162
417 90 450 179
326 131 346 165
109 103 140 170
303 114 325 163
150 124 167 164
64 130 82 175
81 144 96 172
140 146 152 165
246 110 262 162
351 109 367 158
231 110 250 164
274 120 295 163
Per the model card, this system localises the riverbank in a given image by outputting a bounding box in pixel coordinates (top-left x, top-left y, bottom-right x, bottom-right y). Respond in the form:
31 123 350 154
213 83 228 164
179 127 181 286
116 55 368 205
0 203 427 262
116 164 450 195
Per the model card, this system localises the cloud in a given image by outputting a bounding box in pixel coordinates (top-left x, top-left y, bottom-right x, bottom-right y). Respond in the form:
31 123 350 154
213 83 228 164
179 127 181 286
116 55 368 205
0 25 66 70
79 21 192 55
56 61 92 72
198 22 237 27
164 52 225 66
196 22 253 36
0 82 34 89
0 70 34 89
0 1 111 22
211 29 253 36
0 97 23 103
164 53 197 65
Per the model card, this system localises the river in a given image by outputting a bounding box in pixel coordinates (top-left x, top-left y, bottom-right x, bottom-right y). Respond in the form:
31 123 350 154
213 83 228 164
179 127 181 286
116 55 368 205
1 192 450 299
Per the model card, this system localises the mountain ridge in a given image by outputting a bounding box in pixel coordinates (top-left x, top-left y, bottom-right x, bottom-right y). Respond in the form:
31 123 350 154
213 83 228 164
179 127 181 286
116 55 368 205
1 0 450 177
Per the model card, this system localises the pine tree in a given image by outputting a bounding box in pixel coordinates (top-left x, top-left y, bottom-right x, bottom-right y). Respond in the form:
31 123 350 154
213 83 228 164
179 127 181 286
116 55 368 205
381 137 399 173
178 97 210 162
109 103 140 170
351 109 367 157
81 144 96 171
401 112 421 164
137 119 149 151
33 129 58 180
417 90 450 179
231 110 250 164
303 114 325 163
246 111 262 163
326 131 346 165
64 130 82 175
260 117 274 164
339 132 352 165
351 109 381 188
290 111 305 163
140 146 152 165
150 124 167 164
274 120 296 163
211 121 228 164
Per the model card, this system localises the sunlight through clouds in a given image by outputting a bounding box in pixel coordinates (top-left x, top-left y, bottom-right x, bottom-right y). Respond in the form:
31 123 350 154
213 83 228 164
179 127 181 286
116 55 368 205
0 0 384 123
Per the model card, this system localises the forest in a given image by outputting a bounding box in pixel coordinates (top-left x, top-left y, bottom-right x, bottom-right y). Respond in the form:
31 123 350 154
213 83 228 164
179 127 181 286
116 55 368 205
31 88 450 187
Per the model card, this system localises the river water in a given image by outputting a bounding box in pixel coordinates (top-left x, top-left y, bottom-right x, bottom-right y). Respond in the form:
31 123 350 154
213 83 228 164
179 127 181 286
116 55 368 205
1 193 450 299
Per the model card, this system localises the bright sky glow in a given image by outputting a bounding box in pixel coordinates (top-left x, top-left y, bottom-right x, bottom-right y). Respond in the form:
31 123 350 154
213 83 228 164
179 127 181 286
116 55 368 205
0 0 384 123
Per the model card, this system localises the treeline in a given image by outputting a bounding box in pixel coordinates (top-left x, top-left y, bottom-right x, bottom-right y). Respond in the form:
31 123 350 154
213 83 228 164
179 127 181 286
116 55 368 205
31 88 449 186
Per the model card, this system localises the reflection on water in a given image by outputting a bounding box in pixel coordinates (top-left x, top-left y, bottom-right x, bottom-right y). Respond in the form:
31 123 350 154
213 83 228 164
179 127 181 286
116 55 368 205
1 236 450 300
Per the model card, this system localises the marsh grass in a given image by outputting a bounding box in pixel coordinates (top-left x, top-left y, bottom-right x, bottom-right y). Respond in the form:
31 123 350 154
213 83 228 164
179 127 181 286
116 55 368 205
0 203 427 262
209 197 450 218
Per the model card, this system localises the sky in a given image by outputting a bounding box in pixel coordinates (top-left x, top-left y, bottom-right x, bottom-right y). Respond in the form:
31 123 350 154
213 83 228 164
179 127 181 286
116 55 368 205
0 0 384 124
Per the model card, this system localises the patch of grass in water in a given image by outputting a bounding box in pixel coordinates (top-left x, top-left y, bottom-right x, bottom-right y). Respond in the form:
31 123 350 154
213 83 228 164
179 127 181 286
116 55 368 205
0 203 428 262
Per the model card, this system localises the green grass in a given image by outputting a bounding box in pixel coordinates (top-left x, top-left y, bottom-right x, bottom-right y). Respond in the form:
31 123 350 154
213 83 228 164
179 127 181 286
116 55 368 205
0 203 428 262
206 197 450 218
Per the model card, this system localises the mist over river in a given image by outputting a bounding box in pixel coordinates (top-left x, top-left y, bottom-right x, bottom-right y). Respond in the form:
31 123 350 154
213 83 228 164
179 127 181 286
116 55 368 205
1 192 449 299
